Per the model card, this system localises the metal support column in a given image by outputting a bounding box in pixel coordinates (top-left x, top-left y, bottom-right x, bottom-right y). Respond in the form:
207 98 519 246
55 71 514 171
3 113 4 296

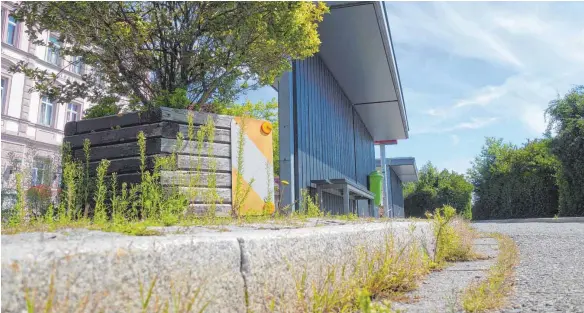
380 145 391 218
278 71 296 212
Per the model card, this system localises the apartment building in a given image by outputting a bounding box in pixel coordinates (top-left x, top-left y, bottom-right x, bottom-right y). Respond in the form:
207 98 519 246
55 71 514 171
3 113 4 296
1 2 93 194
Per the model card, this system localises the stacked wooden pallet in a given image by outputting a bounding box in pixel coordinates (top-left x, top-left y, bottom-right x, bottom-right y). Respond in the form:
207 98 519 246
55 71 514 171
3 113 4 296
63 107 233 216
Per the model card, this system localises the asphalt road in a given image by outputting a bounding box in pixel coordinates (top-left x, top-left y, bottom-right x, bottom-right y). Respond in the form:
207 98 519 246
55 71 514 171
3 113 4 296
473 220 584 313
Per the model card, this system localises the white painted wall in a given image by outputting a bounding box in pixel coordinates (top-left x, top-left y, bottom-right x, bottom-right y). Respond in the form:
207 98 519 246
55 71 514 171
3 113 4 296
7 72 23 118
28 91 40 124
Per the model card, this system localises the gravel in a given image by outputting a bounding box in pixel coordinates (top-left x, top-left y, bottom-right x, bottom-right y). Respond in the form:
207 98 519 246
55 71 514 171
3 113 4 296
391 237 499 313
473 221 584 313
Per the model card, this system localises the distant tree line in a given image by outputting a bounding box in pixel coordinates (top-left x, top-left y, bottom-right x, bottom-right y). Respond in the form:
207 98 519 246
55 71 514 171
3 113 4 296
468 138 559 219
403 162 473 219
403 86 583 220
469 86 583 219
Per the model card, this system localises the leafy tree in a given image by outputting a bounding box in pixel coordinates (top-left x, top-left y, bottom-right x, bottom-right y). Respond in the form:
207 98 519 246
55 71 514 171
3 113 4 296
468 137 560 219
546 86 584 216
83 96 121 119
403 162 473 219
10 2 328 111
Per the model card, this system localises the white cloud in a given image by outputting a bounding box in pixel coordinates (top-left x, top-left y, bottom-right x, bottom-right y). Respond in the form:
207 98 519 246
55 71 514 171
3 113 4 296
386 2 584 137
412 116 499 135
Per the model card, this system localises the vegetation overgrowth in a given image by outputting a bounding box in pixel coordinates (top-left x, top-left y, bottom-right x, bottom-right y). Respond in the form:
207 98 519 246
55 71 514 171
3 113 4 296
1 110 282 235
404 86 583 220
469 86 584 219
278 204 477 313
462 233 519 312
9 2 328 113
403 162 473 219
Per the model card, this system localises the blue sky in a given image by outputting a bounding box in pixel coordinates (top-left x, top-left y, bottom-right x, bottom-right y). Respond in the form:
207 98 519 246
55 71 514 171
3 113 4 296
238 2 584 175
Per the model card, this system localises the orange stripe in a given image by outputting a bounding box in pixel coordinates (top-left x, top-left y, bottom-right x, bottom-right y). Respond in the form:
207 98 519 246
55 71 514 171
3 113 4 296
234 117 273 164
231 170 273 215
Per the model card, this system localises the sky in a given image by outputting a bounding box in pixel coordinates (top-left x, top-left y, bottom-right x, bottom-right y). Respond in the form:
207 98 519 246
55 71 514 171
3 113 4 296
238 2 584 175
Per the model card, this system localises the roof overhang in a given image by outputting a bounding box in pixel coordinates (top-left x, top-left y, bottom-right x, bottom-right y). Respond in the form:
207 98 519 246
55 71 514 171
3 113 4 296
320 1 408 141
376 157 418 183
272 2 408 141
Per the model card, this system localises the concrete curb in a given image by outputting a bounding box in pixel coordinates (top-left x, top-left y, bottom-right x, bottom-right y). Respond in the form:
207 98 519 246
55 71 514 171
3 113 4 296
1 221 435 313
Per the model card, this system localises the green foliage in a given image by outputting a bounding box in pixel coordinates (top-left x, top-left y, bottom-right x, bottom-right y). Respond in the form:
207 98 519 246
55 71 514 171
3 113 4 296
233 114 255 218
62 158 79 219
25 185 52 218
468 138 560 220
428 205 476 265
93 159 110 225
83 97 121 119
546 86 584 216
11 2 328 111
8 173 25 227
404 162 473 218
298 189 323 218
219 98 280 176
151 88 191 110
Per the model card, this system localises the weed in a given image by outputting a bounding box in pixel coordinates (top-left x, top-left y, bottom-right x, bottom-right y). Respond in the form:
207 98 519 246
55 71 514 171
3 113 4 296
233 113 254 218
461 233 519 312
93 159 111 225
298 189 323 218
427 205 477 265
82 138 92 218
8 172 25 226
62 158 79 219
357 289 394 313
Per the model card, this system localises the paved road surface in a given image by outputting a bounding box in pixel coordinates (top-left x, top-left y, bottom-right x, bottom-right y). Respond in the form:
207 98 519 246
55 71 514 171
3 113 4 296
473 221 584 313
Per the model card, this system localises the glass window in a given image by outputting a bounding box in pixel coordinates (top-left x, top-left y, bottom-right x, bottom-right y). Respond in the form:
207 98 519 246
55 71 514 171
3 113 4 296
72 56 84 74
1 77 8 109
39 97 54 126
6 15 17 45
45 35 61 65
67 103 79 122
31 158 51 186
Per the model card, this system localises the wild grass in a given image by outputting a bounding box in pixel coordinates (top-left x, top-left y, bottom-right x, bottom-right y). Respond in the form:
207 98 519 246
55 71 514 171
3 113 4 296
461 233 519 313
1 113 362 237
428 205 479 267
270 206 479 313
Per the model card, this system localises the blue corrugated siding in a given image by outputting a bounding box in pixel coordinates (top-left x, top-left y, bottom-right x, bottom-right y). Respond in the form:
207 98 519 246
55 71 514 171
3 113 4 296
390 168 404 213
293 55 375 214
354 113 375 186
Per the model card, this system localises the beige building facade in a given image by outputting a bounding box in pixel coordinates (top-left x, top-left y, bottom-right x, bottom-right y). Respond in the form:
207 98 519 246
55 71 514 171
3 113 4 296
1 2 94 203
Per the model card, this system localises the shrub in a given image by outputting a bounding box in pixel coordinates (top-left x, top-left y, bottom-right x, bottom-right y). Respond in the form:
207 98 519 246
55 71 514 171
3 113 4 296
83 97 121 119
26 184 52 218
428 205 476 264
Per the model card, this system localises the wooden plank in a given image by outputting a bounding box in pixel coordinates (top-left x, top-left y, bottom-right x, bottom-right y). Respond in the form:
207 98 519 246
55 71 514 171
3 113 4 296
113 171 231 188
73 109 163 135
178 187 231 204
64 122 178 149
88 156 157 174
73 138 161 162
160 107 232 129
177 125 231 144
186 204 231 217
176 156 231 172
161 171 231 187
89 156 230 176
64 121 77 136
161 138 230 158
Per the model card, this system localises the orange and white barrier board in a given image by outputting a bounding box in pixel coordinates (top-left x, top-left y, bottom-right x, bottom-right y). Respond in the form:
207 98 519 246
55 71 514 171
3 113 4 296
231 117 275 215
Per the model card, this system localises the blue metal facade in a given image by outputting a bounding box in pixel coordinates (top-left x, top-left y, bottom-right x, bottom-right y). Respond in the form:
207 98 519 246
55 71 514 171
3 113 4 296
390 168 405 217
292 55 375 213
